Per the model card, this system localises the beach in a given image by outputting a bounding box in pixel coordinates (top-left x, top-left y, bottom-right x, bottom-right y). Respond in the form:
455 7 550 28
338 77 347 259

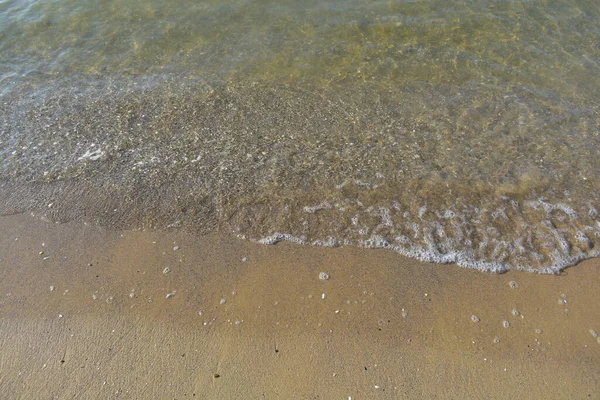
2 1 600 398
1 213 598 399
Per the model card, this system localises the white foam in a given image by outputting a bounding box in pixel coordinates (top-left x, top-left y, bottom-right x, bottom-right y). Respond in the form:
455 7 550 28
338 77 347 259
303 201 332 214
254 194 600 274
78 148 104 161
258 233 307 245
313 237 339 247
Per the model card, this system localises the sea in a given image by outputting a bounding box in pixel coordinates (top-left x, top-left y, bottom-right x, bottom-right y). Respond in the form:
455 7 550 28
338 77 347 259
1 0 599 273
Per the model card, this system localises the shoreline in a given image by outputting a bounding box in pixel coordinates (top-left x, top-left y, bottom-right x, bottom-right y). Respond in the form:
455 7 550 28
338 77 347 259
1 213 599 398
2 76 599 274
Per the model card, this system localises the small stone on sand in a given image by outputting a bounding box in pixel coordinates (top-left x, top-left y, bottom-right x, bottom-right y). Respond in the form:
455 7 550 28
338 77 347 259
508 281 519 289
503 320 510 328
220 298 226 305
511 309 520 316
49 286 55 292
166 291 176 299
163 267 170 274
319 272 330 280
242 257 248 262
589 329 598 338
471 315 480 323
173 246 179 251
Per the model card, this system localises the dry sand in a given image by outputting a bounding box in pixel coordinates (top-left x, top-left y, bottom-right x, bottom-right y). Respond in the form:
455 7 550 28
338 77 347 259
0 213 599 399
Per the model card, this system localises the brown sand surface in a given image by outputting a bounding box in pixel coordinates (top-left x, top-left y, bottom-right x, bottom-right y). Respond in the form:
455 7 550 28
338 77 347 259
0 213 599 399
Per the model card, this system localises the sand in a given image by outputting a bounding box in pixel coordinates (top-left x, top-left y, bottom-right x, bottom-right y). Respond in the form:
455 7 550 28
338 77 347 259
0 213 599 399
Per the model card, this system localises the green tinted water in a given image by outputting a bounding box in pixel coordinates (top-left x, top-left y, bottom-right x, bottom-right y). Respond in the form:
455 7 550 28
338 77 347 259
1 0 599 272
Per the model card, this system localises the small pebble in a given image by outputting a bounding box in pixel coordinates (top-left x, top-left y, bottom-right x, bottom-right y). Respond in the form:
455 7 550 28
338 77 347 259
129 293 135 298
589 329 598 338
241 257 248 262
220 298 226 305
535 329 543 334
401 308 408 318
511 309 520 316
503 321 510 328
319 272 330 280
322 293 326 299
508 281 519 289
49 286 55 292
558 299 566 305
471 315 480 323
166 291 176 299
163 267 170 274
493 337 500 343
173 246 179 251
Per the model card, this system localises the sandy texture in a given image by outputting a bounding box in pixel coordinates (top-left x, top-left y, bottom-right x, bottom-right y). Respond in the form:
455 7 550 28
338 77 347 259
0 213 599 399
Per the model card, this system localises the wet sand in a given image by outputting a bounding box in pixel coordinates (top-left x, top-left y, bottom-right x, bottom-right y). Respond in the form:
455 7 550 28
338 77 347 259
0 213 599 399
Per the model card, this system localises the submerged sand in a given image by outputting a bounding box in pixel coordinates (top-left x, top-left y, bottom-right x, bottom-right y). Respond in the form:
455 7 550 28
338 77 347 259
0 213 599 399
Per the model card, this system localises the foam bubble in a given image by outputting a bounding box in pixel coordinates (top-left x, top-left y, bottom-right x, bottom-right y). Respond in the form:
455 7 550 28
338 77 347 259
303 202 332 214
258 234 307 245
250 179 599 274
313 237 339 247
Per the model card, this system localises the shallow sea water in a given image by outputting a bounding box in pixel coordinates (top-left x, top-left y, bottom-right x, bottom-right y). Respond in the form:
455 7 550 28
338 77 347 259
1 0 599 272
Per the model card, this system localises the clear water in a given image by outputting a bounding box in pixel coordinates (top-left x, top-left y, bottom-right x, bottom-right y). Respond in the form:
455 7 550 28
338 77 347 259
1 0 599 273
